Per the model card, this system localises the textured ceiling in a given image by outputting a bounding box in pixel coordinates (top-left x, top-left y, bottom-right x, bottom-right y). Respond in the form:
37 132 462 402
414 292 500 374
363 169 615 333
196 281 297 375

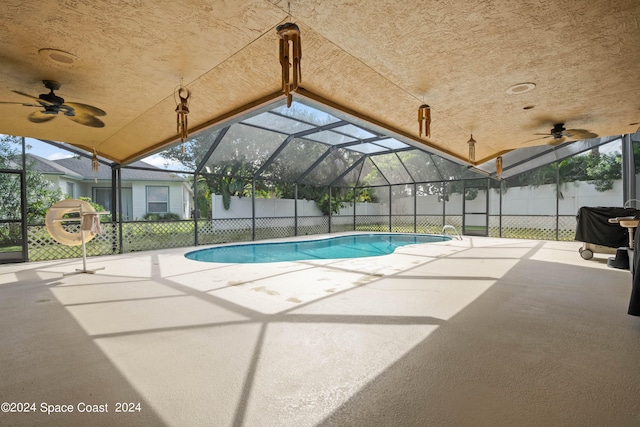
0 0 639 165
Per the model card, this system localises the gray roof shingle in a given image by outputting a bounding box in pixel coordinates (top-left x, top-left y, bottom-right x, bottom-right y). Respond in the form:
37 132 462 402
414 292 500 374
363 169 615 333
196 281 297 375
28 153 186 182
26 153 83 179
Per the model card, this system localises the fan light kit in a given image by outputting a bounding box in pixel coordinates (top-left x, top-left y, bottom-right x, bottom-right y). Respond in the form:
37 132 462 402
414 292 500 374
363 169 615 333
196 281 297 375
550 123 566 139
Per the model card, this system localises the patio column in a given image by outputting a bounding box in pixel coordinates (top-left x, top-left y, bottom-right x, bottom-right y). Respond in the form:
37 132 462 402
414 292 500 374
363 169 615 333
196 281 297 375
623 134 635 205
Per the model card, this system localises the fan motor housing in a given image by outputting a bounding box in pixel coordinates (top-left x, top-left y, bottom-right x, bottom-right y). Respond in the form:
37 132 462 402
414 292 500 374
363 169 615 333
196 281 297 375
39 92 65 105
551 124 566 139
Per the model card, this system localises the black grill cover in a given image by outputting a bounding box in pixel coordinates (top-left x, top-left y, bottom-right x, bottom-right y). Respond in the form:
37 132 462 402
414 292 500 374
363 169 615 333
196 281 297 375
574 206 639 248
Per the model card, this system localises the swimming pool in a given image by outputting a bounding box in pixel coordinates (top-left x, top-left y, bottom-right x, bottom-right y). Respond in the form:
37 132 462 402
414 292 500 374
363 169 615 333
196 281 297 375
185 233 451 263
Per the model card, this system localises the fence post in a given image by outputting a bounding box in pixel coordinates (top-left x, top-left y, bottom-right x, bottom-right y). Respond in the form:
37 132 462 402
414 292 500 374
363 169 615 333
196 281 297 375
193 172 198 246
252 178 256 241
413 183 417 233
388 185 392 232
294 183 298 236
328 186 332 234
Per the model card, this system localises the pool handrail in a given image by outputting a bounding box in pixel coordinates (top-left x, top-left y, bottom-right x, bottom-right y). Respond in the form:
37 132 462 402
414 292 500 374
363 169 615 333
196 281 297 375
442 225 462 240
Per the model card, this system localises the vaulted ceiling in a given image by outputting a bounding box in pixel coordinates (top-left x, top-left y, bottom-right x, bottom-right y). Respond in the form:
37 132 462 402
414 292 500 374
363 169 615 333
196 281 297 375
0 0 639 166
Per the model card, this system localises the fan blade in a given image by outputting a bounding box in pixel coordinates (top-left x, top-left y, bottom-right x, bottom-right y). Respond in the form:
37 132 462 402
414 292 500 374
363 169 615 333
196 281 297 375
65 102 106 116
28 111 56 123
548 137 566 145
12 90 40 101
13 90 57 108
523 135 551 144
58 105 75 116
67 113 105 128
566 129 598 140
0 101 43 107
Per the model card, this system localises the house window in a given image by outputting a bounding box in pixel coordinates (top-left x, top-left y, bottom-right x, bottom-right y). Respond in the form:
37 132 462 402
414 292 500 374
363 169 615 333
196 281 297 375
66 182 75 198
147 186 169 213
93 188 111 211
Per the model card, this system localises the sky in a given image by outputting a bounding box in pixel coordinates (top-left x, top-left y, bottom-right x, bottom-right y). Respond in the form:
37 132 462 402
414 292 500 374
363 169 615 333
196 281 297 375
24 137 185 170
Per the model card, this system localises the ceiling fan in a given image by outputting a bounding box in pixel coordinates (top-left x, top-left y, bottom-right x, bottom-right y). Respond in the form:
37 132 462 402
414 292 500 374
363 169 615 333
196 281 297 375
530 123 598 144
0 80 106 128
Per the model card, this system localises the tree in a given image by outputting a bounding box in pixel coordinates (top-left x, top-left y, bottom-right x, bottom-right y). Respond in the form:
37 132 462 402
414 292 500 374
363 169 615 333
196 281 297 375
503 148 622 195
582 151 621 191
0 135 65 224
158 106 354 213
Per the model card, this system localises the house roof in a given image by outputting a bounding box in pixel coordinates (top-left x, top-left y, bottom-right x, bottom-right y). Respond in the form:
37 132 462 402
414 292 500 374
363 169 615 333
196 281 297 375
27 153 185 182
25 153 82 179
0 1 638 168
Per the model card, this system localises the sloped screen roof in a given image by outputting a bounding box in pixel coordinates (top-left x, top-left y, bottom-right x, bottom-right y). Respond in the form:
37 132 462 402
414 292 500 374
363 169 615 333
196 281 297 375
192 100 487 187
33 99 631 187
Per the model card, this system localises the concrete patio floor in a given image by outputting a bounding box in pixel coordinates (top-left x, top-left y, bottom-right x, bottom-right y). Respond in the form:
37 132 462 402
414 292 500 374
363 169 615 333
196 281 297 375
1 235 640 426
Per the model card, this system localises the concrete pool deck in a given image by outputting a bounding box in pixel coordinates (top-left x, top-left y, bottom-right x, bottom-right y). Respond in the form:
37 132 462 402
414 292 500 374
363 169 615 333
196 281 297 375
1 235 640 426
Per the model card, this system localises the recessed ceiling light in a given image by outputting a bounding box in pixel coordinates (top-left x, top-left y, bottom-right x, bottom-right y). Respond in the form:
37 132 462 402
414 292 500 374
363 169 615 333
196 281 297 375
506 82 536 95
38 48 80 66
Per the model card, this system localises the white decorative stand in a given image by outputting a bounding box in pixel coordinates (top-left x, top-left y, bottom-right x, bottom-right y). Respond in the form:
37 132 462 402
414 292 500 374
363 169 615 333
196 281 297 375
45 199 109 276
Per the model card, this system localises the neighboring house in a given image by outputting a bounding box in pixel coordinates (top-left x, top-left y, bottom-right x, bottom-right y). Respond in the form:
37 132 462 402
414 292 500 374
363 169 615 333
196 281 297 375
27 153 192 220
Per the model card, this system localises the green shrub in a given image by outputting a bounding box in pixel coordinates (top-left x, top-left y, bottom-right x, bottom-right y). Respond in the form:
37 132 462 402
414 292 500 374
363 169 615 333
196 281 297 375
141 212 181 221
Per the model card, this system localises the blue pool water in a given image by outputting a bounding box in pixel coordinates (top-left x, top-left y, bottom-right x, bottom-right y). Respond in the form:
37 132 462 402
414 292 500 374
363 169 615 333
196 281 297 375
185 233 451 263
